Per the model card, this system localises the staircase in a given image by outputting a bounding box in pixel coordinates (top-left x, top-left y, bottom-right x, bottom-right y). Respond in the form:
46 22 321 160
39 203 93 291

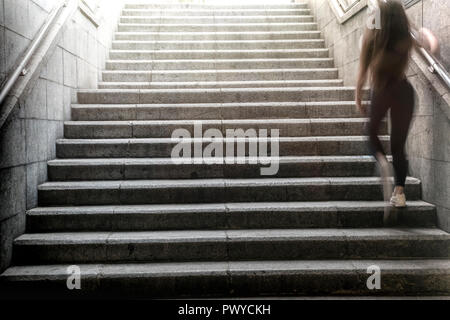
1 1 449 298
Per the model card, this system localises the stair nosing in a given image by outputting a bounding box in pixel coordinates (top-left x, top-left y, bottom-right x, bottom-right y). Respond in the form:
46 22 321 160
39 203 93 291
14 227 449 245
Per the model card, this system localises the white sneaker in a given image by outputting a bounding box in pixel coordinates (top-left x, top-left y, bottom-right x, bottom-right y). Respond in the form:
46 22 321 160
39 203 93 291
390 193 407 208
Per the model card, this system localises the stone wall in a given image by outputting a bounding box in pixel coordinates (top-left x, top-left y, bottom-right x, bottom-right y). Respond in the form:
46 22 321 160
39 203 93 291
305 0 449 83
305 0 367 85
0 0 122 272
303 0 450 232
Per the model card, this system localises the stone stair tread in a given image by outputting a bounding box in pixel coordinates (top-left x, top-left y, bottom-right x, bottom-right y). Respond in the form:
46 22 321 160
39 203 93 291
70 102 366 120
111 41 325 51
37 176 421 190
64 118 370 125
49 155 380 164
120 16 315 23
114 31 323 40
98 80 344 89
12 225 447 263
38 176 417 205
47 155 392 180
14 228 450 245
124 4 309 9
122 7 310 10
98 80 343 84
102 68 337 73
77 86 360 93
3 259 448 298
109 49 330 59
118 24 319 32
112 39 323 43
77 87 367 104
118 22 317 26
55 135 385 158
106 58 333 63
25 201 436 232
71 101 369 108
121 9 311 14
110 48 328 53
3 259 449 279
62 119 381 137
57 135 387 143
121 13 313 19
115 31 321 35
26 200 435 214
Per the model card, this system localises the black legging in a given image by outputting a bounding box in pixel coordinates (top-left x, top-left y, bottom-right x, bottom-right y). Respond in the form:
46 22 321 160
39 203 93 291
368 78 415 187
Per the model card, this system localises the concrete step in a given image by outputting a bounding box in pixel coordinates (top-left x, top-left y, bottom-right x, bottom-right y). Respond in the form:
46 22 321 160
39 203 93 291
12 228 449 264
121 9 312 17
77 87 367 104
101 68 338 83
124 4 309 10
37 177 421 206
63 118 381 139
55 136 388 158
109 48 330 60
105 58 334 71
47 156 388 180
111 39 325 50
115 31 322 41
26 201 437 232
2 259 449 298
120 15 315 25
118 22 319 32
71 101 367 121
98 79 344 89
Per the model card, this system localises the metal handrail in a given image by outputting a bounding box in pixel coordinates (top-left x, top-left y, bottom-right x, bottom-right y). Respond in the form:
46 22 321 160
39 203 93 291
0 1 67 106
411 31 450 89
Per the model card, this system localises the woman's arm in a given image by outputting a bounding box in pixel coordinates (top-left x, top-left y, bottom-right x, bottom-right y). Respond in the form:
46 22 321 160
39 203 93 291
356 29 373 115
356 68 367 115
412 27 440 56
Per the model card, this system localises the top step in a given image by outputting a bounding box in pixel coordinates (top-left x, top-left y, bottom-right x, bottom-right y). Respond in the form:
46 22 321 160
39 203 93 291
122 9 311 16
125 3 309 10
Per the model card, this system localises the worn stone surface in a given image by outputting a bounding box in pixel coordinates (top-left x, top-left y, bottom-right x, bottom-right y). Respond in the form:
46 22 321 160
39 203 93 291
0 212 26 272
0 166 26 222
9 228 450 264
36 177 423 206
0 0 123 273
25 201 437 232
1 1 449 297
1 259 450 298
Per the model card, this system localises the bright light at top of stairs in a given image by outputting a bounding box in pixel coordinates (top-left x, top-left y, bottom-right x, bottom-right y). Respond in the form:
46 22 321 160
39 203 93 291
123 0 296 4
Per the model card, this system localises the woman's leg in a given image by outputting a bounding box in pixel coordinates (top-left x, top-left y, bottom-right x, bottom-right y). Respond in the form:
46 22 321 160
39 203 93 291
368 87 394 223
368 89 390 158
389 80 415 192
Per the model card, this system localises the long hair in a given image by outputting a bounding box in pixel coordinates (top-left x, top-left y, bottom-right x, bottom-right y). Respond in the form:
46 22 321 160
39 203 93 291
359 0 413 91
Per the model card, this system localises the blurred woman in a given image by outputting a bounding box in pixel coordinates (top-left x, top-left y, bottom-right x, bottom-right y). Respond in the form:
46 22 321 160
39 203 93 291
355 0 439 223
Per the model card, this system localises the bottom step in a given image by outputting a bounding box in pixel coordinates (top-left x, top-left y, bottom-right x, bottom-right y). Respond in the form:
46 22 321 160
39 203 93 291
1 260 449 298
